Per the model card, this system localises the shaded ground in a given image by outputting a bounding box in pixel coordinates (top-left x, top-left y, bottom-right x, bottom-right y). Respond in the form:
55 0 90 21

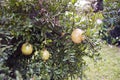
83 45 120 80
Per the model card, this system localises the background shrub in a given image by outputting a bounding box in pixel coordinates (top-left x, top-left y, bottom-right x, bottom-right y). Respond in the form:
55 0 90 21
0 0 102 80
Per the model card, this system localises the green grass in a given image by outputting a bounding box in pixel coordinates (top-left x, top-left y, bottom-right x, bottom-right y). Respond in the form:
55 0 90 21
82 45 120 80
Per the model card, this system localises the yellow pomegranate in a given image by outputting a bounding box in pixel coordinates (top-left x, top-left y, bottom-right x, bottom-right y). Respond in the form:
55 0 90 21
41 49 50 61
71 28 84 44
21 42 33 55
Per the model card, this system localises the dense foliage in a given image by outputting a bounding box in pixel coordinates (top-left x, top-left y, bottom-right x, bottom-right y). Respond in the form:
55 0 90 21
0 0 102 80
100 0 120 45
